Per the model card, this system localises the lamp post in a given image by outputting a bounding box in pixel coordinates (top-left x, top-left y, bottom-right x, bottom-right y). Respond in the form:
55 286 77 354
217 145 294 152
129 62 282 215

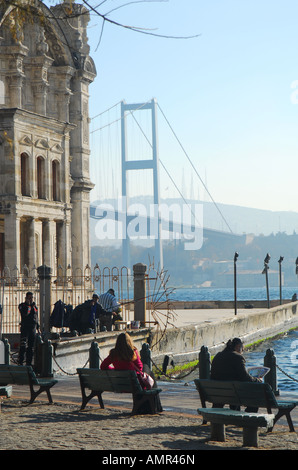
262 253 270 309
278 256 284 305
234 252 239 316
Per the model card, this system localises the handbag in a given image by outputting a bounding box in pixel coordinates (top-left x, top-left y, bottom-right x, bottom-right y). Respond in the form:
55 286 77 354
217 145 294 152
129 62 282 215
133 363 154 390
138 371 155 390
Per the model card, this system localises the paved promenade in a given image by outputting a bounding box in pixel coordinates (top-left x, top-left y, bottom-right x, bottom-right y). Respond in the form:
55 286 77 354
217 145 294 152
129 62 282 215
167 306 266 328
1 307 298 451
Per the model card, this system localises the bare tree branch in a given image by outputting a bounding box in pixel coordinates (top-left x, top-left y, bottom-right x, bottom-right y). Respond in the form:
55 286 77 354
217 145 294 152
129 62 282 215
0 0 200 48
82 0 200 40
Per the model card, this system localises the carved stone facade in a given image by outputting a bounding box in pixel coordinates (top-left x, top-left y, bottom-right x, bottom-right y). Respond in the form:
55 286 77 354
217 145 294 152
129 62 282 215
0 1 96 274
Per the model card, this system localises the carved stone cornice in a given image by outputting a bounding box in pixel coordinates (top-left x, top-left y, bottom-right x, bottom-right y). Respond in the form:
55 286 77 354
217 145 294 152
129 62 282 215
70 177 94 193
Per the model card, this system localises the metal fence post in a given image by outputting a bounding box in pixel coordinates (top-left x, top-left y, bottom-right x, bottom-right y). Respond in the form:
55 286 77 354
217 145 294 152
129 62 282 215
199 345 211 379
89 341 100 369
140 342 152 370
3 337 10 365
41 339 53 377
37 265 52 340
264 348 279 396
34 334 43 374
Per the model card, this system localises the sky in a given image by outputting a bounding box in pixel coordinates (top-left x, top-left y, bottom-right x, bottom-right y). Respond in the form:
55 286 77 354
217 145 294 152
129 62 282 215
83 1 298 214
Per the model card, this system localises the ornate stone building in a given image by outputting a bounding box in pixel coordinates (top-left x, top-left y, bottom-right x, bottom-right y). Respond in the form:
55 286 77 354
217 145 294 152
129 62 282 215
0 0 96 275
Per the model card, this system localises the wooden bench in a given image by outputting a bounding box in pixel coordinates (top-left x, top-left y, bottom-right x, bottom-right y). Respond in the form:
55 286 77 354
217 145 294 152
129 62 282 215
195 379 298 433
198 407 274 447
77 368 162 415
0 365 58 404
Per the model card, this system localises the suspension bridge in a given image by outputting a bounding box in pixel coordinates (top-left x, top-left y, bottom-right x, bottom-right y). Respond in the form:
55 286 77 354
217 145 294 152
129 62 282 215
89 98 239 269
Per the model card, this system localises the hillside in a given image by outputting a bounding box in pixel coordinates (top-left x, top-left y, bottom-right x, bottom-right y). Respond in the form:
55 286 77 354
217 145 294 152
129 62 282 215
90 199 298 288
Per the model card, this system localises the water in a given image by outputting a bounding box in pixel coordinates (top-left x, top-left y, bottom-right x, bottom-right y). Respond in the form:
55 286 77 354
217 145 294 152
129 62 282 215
243 330 298 395
172 287 298 394
170 286 298 302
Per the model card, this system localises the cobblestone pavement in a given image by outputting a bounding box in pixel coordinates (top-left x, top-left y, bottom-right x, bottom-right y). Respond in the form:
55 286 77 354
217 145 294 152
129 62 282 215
1 398 297 451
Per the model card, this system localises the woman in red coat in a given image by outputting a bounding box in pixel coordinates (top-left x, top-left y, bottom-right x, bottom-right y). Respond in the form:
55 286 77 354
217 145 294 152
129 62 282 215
101 332 162 413
101 332 144 372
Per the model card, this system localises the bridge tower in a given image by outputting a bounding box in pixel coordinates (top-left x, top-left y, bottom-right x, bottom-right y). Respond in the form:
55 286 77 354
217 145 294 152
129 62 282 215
121 99 163 269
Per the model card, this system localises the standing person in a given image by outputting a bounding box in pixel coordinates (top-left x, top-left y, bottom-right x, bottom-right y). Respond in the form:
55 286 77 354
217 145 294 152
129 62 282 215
98 288 122 331
18 292 40 366
101 332 162 413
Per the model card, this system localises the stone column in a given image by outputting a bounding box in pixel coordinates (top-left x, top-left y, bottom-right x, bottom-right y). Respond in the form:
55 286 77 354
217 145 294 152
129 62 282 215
27 217 36 270
8 75 23 108
71 183 93 272
4 212 20 271
42 219 55 269
59 219 72 269
37 265 52 339
133 263 147 325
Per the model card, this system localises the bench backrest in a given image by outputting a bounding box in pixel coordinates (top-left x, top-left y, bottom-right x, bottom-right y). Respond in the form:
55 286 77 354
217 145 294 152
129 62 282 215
232 381 277 409
194 379 240 407
0 365 37 386
194 379 278 409
77 368 143 394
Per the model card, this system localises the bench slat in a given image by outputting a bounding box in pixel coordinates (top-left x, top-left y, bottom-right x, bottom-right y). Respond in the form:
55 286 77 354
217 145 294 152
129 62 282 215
0 371 30 385
78 369 143 393
233 382 276 408
195 380 238 406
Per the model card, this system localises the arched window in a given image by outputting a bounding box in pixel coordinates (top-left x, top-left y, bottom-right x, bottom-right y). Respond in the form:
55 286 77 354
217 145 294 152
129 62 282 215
37 156 45 199
21 153 30 196
52 160 60 201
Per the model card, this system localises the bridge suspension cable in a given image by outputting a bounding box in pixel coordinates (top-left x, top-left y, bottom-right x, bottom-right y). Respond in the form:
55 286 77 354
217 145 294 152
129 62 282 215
127 107 202 228
89 99 233 234
157 103 233 234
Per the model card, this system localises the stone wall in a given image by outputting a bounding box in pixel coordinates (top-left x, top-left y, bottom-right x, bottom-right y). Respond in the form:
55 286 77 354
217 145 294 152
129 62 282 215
151 301 298 367
50 302 298 373
52 328 151 375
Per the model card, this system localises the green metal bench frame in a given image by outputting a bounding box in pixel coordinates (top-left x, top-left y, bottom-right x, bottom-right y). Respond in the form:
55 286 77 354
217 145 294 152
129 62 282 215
195 378 298 432
77 368 162 415
0 364 58 404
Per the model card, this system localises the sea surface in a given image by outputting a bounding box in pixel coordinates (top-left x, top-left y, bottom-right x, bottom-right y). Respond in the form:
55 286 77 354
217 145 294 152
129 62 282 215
170 286 298 302
171 287 298 394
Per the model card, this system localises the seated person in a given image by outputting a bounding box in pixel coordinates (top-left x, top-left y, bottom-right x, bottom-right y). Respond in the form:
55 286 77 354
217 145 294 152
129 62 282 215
98 289 122 331
211 337 260 382
101 332 162 413
211 337 260 411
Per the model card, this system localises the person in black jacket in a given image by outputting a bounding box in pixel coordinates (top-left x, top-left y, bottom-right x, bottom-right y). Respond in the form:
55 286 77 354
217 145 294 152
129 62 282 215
18 292 40 366
211 337 259 382
211 337 260 411
69 294 112 334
